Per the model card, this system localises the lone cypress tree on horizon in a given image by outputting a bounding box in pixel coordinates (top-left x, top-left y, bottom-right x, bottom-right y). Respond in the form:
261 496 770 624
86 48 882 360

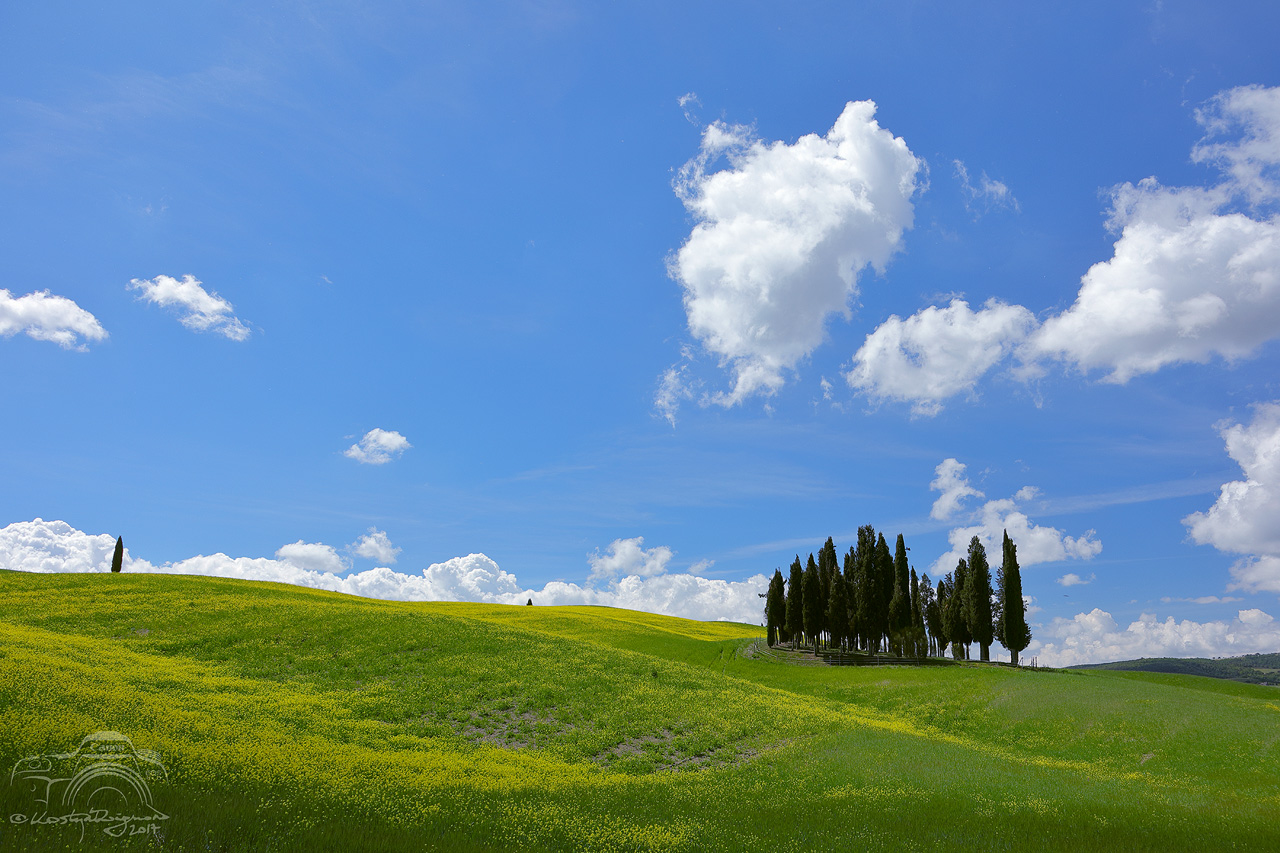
999 530 1032 666
110 536 124 573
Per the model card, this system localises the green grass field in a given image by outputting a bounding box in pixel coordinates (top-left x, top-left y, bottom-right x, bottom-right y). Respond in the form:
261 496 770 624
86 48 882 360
2 570 1278 851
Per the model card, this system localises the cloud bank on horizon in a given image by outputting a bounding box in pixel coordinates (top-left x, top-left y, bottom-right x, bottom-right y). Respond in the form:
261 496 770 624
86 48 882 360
0 520 770 626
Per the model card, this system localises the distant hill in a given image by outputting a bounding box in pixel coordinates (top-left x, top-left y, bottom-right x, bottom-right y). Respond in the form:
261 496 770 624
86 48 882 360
1071 653 1280 685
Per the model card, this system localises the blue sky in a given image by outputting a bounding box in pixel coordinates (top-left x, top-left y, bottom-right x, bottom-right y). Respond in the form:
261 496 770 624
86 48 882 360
4 2 1280 664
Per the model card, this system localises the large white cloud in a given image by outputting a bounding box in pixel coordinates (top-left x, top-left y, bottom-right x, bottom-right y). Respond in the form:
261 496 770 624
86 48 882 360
1029 180 1280 381
929 462 1101 574
670 100 921 406
849 85 1280 414
1032 607 1280 667
344 428 411 465
1184 401 1280 593
0 289 107 350
128 274 251 341
848 299 1036 416
0 519 767 624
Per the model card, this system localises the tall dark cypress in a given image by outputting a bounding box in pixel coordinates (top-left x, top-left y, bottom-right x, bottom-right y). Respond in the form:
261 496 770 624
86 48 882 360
843 547 859 650
802 556 821 649
874 534 893 653
948 560 972 659
826 567 848 651
932 577 950 658
909 567 922 657
785 557 804 649
766 569 787 646
887 534 910 653
853 527 876 651
110 536 124 573
920 573 938 655
1000 530 1032 665
967 536 994 662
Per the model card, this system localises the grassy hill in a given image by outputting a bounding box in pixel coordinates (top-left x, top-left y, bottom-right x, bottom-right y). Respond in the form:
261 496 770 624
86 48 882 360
1 571 1278 851
1071 653 1280 685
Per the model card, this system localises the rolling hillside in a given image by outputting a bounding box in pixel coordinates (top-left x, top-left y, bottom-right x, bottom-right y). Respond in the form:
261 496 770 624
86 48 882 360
1 570 1278 851
1071 653 1280 685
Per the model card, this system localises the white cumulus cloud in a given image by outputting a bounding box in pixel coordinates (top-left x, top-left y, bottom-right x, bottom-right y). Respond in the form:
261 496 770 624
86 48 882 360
128 274 251 340
344 428 411 465
274 540 348 574
1029 85 1280 382
930 465 1101 574
849 86 1280 415
1057 572 1095 587
1184 401 1280 593
350 528 400 564
670 100 922 405
0 289 107 350
588 536 673 583
929 457 985 521
0 520 767 624
1032 607 1280 667
849 298 1038 415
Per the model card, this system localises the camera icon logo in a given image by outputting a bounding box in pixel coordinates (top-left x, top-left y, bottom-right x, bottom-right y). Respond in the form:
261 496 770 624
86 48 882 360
9 731 169 839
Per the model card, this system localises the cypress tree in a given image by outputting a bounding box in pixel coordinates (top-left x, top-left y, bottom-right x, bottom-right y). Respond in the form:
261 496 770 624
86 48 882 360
843 547 859 650
967 536 994 662
887 534 910 654
910 567 922 658
765 569 786 646
932 577 950 658
853 527 876 652
802 556 821 649
785 557 804 649
110 537 123 573
526 598 533 606
920 573 938 656
999 530 1032 665
948 561 971 659
874 533 893 653
809 552 828 647
826 567 848 651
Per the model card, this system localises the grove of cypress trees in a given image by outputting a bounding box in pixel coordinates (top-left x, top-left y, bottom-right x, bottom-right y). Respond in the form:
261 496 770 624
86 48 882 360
999 530 1032 665
110 536 124 573
786 557 804 649
967 536 994 662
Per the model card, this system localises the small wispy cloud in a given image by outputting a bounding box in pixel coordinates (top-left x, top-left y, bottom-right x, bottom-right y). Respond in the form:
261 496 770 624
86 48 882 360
1057 572 1096 587
954 160 1020 216
128 274 250 340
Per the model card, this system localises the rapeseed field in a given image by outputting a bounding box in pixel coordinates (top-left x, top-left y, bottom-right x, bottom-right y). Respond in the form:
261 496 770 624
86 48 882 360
1 570 1277 851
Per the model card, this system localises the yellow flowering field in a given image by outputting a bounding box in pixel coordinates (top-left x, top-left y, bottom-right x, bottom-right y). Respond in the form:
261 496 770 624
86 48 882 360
1 570 1277 851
